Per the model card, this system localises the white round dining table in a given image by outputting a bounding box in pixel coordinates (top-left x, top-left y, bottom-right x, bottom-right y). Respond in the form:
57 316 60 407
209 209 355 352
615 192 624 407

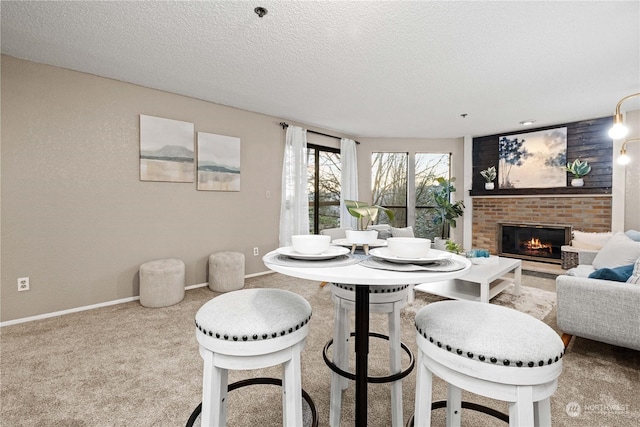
263 250 471 427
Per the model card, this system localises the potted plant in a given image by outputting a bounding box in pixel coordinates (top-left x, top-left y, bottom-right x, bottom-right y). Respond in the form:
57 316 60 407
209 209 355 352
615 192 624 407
480 166 497 190
344 200 394 244
564 159 591 187
431 177 465 240
445 240 464 254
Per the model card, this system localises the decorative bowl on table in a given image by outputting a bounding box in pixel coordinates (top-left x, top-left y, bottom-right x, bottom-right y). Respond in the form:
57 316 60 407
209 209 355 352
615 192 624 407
345 229 378 245
291 234 331 255
386 237 431 258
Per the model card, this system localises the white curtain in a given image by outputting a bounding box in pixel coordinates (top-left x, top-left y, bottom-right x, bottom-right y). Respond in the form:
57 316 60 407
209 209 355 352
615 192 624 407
279 126 309 247
340 138 359 229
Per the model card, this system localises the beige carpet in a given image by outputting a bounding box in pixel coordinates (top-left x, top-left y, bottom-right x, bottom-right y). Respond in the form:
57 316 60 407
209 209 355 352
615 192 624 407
1 272 639 426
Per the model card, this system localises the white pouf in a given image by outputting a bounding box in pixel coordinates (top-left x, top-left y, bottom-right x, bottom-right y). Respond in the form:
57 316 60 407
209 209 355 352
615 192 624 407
208 252 245 292
139 258 185 308
413 300 564 426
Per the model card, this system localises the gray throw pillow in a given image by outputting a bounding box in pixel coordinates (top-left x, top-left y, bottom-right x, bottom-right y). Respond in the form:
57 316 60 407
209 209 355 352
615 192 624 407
391 226 415 238
592 232 640 270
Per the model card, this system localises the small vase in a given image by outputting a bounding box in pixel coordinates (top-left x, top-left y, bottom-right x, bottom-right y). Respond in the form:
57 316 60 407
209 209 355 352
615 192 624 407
485 182 495 190
571 178 584 187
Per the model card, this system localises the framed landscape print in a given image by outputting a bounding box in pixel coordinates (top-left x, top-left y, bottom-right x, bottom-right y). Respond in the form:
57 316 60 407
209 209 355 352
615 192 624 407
197 132 241 191
139 115 195 182
498 127 567 189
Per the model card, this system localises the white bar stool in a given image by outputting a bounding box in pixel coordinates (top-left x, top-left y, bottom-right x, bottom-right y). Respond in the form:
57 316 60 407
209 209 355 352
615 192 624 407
194 288 313 427
411 300 564 427
324 283 414 427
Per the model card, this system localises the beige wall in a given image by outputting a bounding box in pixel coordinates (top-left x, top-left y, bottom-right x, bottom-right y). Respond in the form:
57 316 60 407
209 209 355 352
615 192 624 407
2 56 463 322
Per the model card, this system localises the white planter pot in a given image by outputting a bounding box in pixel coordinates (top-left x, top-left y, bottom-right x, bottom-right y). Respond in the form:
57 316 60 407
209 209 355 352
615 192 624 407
433 237 447 251
485 182 495 190
571 178 584 187
345 229 378 245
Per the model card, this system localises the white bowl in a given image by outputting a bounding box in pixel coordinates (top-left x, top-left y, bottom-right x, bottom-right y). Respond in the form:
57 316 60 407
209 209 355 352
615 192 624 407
291 235 331 255
386 237 431 258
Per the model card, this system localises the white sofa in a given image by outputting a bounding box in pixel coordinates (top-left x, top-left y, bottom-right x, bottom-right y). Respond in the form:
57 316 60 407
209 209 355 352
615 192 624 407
556 231 640 351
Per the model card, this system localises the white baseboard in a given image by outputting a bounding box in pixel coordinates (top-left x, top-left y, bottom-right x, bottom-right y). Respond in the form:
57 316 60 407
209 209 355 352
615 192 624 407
1 271 275 327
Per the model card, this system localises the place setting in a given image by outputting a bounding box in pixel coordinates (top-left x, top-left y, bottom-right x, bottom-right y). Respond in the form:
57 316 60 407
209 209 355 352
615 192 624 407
264 235 363 268
360 237 469 272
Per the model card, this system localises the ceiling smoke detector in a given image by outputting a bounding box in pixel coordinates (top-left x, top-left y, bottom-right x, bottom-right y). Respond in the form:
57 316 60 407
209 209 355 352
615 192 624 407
254 7 267 18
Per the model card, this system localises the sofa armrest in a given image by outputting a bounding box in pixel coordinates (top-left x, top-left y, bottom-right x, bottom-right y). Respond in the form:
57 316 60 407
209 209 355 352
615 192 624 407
556 275 640 351
578 250 598 265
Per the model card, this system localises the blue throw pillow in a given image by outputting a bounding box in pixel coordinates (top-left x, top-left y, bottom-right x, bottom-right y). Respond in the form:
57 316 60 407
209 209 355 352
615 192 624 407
588 264 634 282
625 230 640 242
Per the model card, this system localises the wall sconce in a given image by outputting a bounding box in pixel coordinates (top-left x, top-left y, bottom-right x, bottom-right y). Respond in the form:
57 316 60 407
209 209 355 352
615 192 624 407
608 93 640 139
618 138 640 165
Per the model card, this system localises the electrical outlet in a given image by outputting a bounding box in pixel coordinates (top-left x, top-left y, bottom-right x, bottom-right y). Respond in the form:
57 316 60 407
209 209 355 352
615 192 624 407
265 190 271 199
18 277 30 292
253 247 259 256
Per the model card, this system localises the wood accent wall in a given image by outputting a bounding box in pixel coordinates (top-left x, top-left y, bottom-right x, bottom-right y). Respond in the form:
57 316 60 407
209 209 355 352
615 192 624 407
471 116 613 196
472 196 612 254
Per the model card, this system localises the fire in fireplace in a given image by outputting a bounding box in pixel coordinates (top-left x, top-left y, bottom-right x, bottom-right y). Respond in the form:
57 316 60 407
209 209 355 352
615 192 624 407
498 223 572 264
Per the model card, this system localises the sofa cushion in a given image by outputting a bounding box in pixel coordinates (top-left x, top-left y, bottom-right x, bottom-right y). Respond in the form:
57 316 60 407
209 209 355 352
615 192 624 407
391 226 415 238
592 232 640 270
628 257 640 285
588 264 634 282
565 264 596 277
572 230 613 250
367 224 392 239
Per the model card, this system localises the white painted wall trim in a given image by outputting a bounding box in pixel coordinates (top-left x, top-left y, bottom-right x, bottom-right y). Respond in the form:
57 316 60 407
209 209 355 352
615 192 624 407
0 270 275 327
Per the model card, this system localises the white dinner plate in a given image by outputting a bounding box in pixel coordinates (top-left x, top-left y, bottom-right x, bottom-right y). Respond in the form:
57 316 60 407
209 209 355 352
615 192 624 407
331 238 388 247
276 245 351 260
369 247 451 264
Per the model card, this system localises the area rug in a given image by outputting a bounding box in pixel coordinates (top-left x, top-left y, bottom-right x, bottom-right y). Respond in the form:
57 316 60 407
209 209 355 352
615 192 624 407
405 284 557 321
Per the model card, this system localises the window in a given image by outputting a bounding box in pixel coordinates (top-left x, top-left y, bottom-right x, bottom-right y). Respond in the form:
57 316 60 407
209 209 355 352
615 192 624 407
372 152 451 239
371 152 408 226
307 144 341 234
415 153 451 239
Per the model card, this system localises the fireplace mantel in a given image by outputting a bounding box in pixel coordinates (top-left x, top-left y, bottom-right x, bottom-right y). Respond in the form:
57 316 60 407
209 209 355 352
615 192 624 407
469 187 611 197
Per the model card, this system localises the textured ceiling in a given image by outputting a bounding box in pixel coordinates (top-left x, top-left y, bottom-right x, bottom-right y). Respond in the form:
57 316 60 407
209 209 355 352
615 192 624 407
2 1 639 138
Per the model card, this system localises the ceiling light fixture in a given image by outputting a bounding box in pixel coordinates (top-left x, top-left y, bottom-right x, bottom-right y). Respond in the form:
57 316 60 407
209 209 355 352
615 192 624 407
254 6 267 18
608 93 640 139
617 138 640 165
519 120 536 126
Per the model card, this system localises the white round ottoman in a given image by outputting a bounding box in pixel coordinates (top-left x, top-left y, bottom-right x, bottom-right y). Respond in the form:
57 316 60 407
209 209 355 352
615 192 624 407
139 259 185 308
208 252 245 292
193 288 314 427
412 300 564 427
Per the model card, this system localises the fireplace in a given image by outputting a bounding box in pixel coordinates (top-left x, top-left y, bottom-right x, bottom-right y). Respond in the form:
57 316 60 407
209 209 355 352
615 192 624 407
497 223 572 264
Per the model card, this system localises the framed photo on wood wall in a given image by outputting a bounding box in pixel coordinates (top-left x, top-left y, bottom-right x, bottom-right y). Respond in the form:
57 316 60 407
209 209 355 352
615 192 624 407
498 127 567 189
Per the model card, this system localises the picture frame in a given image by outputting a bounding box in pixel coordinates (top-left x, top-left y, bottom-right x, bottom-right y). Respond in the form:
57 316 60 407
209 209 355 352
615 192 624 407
498 127 567 189
139 115 195 182
197 132 241 191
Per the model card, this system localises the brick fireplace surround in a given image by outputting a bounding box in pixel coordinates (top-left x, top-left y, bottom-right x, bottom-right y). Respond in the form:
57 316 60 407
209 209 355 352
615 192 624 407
472 196 612 255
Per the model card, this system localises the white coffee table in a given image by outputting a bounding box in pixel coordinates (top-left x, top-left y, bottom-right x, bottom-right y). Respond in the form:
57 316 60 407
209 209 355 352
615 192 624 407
413 256 522 303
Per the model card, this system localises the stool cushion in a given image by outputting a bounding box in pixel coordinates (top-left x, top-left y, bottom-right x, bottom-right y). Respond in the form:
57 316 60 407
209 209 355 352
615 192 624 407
415 301 563 368
195 289 312 342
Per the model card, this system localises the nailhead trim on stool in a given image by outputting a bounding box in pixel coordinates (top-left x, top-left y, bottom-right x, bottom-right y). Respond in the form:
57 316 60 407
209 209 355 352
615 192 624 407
412 300 564 427
195 288 313 427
